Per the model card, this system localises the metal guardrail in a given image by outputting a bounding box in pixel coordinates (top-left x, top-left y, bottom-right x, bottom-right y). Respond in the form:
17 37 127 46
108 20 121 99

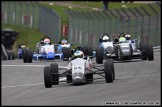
153 46 161 52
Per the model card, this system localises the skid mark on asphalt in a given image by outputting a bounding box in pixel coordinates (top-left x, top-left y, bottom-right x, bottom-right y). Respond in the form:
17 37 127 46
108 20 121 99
2 74 159 89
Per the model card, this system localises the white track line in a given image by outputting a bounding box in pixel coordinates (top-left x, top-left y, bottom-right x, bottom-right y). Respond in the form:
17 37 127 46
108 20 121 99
2 78 66 89
2 65 67 69
2 83 44 88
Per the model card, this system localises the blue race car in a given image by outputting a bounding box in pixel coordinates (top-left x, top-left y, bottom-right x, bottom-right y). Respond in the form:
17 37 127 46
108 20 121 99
56 39 73 61
33 43 63 60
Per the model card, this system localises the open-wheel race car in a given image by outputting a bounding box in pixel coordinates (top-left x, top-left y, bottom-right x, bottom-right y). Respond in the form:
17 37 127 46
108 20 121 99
21 37 73 63
44 47 115 88
96 33 154 64
55 39 73 61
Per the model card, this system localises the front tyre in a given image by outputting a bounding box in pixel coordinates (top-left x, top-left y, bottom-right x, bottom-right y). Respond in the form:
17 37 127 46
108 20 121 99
104 59 114 83
62 47 71 61
96 47 103 64
140 44 147 60
44 66 52 88
22 49 28 63
50 63 59 85
27 49 33 63
147 45 154 61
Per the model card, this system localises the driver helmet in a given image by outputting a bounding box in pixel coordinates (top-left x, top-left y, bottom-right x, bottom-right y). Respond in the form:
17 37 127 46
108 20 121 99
102 36 109 42
21 44 26 48
119 37 126 42
125 34 131 40
61 39 67 45
74 50 84 58
43 38 50 45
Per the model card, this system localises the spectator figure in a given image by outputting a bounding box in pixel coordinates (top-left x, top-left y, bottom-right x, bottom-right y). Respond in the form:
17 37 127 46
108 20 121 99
103 1 108 11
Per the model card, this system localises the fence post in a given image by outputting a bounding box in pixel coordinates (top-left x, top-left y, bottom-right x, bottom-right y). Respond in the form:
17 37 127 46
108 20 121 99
115 9 124 33
128 8 138 38
141 7 150 44
122 7 131 33
109 10 118 34
12 2 15 25
148 4 160 46
18 2 22 26
134 7 145 44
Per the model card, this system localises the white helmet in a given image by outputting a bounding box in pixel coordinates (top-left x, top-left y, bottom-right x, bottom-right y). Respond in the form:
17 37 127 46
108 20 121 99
125 34 131 40
102 36 109 42
74 50 84 58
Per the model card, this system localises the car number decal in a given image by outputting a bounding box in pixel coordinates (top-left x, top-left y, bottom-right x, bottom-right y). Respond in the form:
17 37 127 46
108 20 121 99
73 66 83 70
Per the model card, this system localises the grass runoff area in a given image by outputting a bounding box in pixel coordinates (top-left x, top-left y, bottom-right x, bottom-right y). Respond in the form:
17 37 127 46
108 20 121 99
2 1 159 54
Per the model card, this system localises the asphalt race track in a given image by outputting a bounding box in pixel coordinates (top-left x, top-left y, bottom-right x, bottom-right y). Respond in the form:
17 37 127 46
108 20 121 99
1 52 161 106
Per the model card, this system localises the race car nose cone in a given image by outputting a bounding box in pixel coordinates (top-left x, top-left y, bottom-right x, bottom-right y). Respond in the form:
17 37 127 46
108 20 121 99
73 77 82 84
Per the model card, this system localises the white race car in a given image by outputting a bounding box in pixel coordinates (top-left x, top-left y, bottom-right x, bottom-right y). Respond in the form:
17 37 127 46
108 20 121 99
44 47 115 88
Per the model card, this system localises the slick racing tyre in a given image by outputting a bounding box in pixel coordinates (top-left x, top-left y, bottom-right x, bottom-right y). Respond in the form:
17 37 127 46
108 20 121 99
62 47 71 61
50 63 59 85
22 48 28 63
140 44 147 60
22 49 33 63
104 59 114 83
27 49 33 63
147 45 154 61
96 47 103 64
44 66 52 88
83 46 93 56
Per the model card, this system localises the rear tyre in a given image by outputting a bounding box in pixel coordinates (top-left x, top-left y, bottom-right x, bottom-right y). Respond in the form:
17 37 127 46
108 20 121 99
62 47 71 61
141 44 147 60
22 49 28 63
82 46 88 56
147 45 154 61
44 66 52 88
50 63 59 85
96 47 103 64
27 49 33 63
87 46 93 56
104 59 113 83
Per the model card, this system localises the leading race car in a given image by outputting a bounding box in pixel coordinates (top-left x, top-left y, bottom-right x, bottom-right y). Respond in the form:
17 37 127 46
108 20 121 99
55 39 73 61
44 47 115 88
